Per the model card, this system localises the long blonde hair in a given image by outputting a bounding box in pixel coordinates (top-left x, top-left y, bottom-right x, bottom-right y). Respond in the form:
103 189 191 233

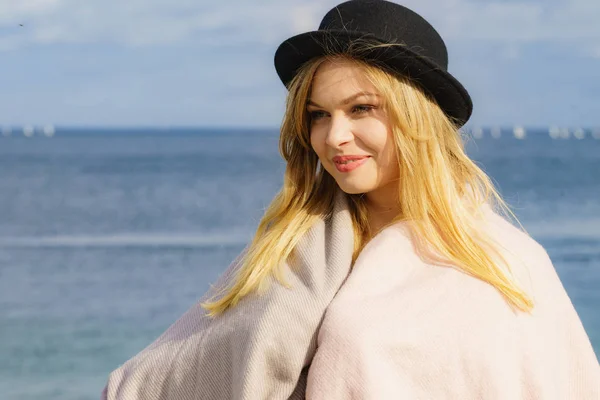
201 46 534 317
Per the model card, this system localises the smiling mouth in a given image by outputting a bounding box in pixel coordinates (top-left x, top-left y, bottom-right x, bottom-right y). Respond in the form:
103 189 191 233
332 156 370 173
336 159 363 165
332 156 371 164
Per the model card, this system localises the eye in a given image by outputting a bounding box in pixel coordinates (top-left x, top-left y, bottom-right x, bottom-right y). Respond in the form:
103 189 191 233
308 110 328 121
352 104 375 115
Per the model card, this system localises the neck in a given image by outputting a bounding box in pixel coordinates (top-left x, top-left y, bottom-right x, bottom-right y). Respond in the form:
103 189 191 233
365 189 401 235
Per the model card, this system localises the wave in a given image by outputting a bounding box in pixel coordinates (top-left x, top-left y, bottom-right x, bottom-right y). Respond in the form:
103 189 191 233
0 232 252 248
524 218 600 240
0 219 597 249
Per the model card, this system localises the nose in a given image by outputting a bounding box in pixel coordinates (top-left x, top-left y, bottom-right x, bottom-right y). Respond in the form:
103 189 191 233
325 113 353 148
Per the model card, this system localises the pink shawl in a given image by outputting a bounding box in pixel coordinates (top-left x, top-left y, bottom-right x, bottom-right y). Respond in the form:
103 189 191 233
102 191 600 399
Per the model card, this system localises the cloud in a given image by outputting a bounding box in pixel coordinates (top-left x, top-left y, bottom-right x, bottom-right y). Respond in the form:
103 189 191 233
1 0 599 126
0 0 62 17
468 1 597 42
588 45 600 59
1 0 599 53
0 0 330 49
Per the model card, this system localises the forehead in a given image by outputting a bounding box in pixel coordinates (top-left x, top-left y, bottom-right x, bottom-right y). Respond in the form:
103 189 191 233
310 58 378 99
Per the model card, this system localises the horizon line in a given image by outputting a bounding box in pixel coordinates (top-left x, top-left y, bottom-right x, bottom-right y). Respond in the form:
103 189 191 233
2 124 600 131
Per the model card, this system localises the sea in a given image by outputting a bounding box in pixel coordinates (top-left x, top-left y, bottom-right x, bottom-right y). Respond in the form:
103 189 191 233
0 127 599 399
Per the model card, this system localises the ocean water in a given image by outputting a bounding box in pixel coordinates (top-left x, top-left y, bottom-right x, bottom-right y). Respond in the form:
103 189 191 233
0 127 598 399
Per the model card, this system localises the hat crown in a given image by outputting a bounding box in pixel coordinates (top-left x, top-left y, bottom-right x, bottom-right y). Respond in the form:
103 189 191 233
273 0 472 125
318 0 448 69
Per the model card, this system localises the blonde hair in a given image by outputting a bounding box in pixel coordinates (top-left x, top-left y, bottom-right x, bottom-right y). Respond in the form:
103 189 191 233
201 44 534 317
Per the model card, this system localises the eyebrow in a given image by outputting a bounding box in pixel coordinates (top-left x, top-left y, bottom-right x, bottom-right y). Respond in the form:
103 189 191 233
306 91 379 108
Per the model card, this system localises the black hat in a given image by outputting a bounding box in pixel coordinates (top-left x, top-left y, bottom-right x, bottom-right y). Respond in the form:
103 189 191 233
274 0 473 126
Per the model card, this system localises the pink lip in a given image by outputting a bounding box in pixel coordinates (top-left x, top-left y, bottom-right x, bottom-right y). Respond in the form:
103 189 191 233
332 155 371 173
332 155 370 163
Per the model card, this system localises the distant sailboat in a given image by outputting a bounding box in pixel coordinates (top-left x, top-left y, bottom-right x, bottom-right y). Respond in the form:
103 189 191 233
42 124 56 137
23 125 34 137
573 128 585 140
513 126 526 139
548 126 560 139
471 127 483 139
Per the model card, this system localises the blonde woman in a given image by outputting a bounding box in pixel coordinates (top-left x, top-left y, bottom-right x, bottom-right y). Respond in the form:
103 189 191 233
102 1 600 398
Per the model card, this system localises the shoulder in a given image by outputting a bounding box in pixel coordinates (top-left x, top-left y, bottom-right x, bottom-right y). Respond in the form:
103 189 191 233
479 204 568 303
480 204 551 265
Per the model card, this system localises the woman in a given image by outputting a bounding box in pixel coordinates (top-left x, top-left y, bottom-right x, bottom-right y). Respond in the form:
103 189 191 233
102 1 600 398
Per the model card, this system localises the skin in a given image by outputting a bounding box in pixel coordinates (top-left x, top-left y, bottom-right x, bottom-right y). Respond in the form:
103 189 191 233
308 58 401 234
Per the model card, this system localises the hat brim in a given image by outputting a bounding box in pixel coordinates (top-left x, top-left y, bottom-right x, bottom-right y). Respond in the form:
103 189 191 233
274 30 472 126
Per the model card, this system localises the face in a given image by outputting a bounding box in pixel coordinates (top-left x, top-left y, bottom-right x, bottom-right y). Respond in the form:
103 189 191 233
308 59 400 207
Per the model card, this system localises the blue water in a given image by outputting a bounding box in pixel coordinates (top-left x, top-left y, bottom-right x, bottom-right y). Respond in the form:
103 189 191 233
0 128 598 399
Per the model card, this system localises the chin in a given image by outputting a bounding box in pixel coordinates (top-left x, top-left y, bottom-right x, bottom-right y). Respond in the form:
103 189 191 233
335 181 373 195
324 168 376 195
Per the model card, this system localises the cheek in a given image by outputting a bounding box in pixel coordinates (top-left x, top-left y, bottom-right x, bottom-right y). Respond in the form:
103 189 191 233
380 142 399 179
356 123 397 175
380 139 396 163
354 120 391 155
309 127 326 159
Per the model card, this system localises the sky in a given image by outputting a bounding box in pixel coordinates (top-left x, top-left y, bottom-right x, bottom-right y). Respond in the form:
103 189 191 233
1 0 599 128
